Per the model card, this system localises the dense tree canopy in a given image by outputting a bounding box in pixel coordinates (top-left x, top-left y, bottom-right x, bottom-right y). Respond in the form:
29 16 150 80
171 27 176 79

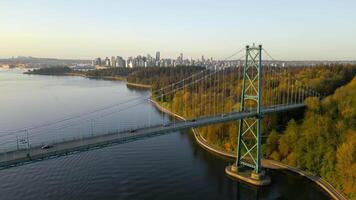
127 66 204 88
265 77 356 198
86 67 137 77
25 66 72 75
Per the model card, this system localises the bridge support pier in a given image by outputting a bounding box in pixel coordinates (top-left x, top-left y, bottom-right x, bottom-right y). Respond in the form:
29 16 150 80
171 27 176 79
225 44 270 186
225 164 270 186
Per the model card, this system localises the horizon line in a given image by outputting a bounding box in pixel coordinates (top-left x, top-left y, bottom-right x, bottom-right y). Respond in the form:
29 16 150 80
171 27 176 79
1 56 356 62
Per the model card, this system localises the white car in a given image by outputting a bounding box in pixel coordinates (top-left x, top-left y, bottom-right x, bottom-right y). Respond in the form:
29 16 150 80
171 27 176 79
41 144 54 149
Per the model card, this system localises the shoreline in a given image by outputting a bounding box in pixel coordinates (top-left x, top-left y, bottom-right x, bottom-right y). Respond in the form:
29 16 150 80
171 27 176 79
65 73 127 82
126 82 152 89
66 73 151 89
149 98 346 200
56 73 152 89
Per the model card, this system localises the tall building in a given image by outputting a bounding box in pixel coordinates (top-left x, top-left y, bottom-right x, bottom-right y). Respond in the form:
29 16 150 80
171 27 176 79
105 57 111 67
111 56 116 67
127 57 133 68
116 56 126 67
155 51 160 61
94 57 102 66
155 51 160 67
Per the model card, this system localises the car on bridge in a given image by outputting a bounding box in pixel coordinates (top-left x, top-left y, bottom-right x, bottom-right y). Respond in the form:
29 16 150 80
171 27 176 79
41 144 54 150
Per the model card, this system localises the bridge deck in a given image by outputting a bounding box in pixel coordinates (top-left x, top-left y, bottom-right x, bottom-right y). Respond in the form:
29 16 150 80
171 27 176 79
0 103 305 168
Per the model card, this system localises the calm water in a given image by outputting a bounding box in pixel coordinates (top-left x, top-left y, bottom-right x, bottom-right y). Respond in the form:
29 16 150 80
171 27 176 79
0 69 330 200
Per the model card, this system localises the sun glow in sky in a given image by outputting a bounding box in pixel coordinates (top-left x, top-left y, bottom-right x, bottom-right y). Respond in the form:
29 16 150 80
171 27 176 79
1 0 356 60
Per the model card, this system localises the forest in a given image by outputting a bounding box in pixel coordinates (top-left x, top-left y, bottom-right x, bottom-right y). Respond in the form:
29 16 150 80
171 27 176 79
84 65 204 82
126 66 205 88
264 77 355 198
25 66 73 75
86 67 137 77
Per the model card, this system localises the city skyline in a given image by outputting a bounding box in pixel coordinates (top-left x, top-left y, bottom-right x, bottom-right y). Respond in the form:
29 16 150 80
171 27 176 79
1 0 356 60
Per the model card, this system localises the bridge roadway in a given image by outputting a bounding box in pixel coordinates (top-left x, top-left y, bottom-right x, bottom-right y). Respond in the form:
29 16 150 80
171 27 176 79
0 103 305 169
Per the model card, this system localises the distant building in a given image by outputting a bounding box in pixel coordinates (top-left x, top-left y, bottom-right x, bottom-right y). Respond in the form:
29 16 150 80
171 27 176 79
127 57 133 68
156 51 161 63
146 54 155 67
94 57 102 66
156 51 160 61
111 56 116 67
122 59 126 68
115 56 126 67
105 57 111 67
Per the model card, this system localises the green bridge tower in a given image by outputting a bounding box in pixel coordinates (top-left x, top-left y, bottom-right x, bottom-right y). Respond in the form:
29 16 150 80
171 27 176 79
226 44 271 186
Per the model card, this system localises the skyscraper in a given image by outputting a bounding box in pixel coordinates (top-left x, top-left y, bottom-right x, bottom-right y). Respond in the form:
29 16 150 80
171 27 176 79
105 57 111 67
116 56 125 67
95 57 101 66
156 51 160 61
111 56 116 67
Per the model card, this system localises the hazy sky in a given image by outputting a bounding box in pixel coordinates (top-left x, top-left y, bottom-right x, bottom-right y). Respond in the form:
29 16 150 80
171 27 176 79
1 0 356 60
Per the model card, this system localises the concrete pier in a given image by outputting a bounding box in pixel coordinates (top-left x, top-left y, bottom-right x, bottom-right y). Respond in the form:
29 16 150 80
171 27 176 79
225 164 271 186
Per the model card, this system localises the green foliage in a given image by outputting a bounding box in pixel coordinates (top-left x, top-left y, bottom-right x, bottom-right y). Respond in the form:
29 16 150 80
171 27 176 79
25 66 72 75
268 77 356 197
335 130 356 199
278 119 298 159
266 130 280 157
127 66 204 88
86 67 136 77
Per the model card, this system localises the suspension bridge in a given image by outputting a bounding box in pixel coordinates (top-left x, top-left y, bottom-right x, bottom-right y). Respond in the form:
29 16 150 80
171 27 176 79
0 44 321 186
